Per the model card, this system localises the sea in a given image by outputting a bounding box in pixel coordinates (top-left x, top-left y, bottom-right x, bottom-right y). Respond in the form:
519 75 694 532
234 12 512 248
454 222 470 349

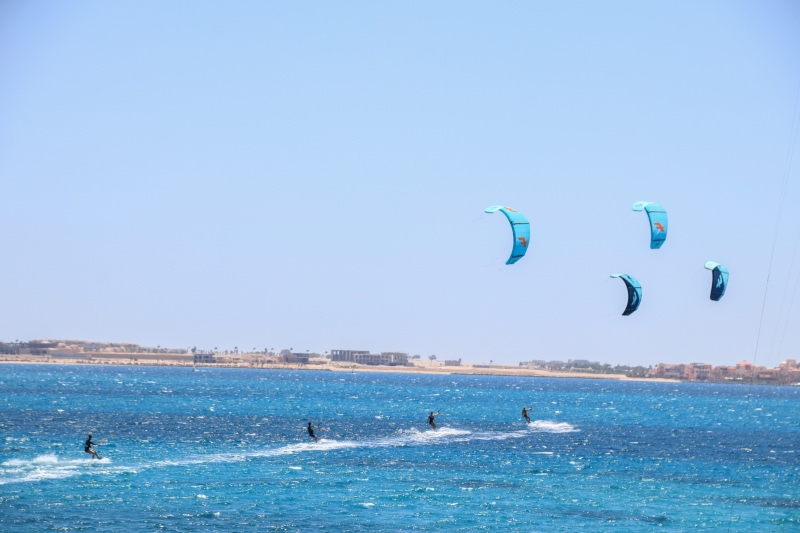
0 364 798 532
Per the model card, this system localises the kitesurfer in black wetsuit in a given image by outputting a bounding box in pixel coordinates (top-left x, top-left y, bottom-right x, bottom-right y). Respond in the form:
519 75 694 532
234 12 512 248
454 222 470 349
522 407 532 424
427 411 441 431
84 434 101 459
307 422 318 443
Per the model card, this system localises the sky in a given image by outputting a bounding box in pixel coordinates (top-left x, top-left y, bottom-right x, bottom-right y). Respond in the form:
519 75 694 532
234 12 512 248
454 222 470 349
1 1 800 367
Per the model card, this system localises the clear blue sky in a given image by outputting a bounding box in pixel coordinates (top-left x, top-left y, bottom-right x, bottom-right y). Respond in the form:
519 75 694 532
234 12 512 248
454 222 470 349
2 1 799 367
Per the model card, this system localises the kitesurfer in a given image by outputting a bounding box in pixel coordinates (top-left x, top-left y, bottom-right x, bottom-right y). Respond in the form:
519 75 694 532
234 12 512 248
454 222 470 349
307 422 319 443
522 406 532 423
427 411 441 431
84 434 101 460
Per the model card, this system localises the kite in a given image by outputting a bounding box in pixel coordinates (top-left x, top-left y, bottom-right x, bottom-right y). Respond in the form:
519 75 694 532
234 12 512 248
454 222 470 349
485 206 530 265
632 201 667 249
610 274 642 316
704 261 728 301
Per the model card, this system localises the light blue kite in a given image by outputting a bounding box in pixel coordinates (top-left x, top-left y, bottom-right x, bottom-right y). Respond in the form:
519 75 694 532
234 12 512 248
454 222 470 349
610 274 642 316
485 206 530 265
632 201 668 249
704 261 729 302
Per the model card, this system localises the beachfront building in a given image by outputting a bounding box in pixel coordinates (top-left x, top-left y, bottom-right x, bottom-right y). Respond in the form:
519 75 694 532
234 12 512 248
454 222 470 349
712 366 737 380
653 358 800 385
330 350 408 366
684 363 712 380
352 352 408 366
756 367 780 382
444 359 462 366
194 353 216 364
380 352 409 365
780 368 800 383
280 352 311 364
653 363 687 379
331 349 370 363
777 360 800 383
736 360 757 379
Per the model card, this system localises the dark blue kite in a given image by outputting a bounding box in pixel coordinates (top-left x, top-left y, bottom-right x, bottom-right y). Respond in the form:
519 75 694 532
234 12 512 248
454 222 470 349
704 261 729 301
611 274 642 316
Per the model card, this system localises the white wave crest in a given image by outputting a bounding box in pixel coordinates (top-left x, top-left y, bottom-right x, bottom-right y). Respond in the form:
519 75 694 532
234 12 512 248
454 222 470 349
528 420 579 433
0 454 112 485
2 454 111 468
372 427 472 447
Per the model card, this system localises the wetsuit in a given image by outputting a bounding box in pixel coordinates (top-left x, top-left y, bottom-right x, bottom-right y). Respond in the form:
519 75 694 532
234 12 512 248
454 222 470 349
307 423 318 442
427 413 437 430
84 437 101 459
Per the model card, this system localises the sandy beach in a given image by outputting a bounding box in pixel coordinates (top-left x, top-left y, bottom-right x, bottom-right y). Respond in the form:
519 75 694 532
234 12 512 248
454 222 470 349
0 355 677 383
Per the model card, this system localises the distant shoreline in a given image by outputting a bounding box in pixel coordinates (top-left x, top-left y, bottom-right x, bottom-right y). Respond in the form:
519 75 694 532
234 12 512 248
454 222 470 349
4 359 794 386
0 357 677 383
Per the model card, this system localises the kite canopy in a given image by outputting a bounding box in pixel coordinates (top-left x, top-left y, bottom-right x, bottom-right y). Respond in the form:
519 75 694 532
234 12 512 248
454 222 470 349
610 274 642 316
632 201 668 249
485 206 530 265
704 261 729 301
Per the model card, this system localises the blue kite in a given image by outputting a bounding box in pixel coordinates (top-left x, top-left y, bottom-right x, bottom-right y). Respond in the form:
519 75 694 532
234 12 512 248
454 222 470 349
485 206 530 265
610 274 642 316
632 201 668 249
704 261 729 301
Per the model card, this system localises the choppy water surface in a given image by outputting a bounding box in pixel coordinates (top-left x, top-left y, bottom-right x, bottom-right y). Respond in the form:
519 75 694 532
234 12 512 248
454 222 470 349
1 364 798 531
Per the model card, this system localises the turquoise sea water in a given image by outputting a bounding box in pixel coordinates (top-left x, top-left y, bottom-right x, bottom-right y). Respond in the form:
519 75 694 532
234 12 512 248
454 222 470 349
1 364 798 531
